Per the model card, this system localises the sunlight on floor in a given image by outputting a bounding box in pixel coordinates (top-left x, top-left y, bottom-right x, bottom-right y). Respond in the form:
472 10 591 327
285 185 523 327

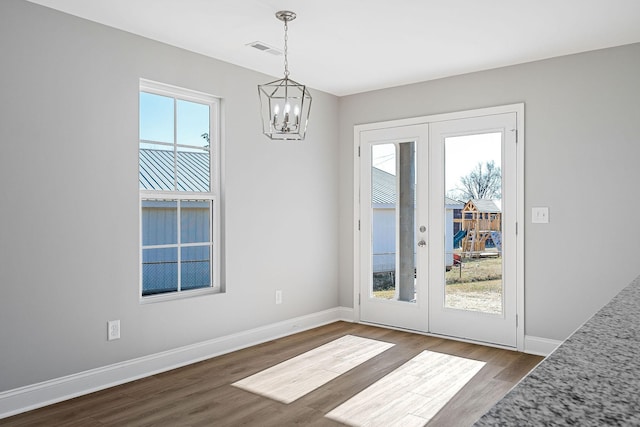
231 335 394 403
326 350 486 427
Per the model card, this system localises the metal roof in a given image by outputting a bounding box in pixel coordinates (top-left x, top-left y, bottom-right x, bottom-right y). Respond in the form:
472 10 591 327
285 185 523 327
445 197 465 207
139 149 209 192
372 167 396 204
468 199 501 213
372 168 465 208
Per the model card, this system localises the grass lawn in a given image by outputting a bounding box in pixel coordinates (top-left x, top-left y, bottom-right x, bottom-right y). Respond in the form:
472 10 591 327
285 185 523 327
445 279 501 294
372 256 502 313
373 289 397 299
373 279 501 299
446 255 502 285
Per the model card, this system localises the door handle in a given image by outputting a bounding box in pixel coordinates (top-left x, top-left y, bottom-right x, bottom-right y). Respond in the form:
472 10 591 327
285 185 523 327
417 240 426 247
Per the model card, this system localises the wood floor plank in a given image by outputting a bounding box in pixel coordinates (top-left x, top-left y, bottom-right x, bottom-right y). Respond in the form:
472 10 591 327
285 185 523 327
1 321 543 427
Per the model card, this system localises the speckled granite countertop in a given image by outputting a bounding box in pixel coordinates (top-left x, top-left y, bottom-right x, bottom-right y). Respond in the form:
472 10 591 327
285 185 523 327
475 276 640 426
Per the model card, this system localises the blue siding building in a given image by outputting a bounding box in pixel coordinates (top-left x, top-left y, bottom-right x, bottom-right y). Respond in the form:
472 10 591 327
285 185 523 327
139 149 211 295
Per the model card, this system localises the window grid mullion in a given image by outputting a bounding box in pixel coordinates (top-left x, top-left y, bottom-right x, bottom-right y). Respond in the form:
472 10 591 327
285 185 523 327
140 191 216 201
140 139 174 148
177 200 182 292
142 242 212 250
210 199 215 287
173 97 178 192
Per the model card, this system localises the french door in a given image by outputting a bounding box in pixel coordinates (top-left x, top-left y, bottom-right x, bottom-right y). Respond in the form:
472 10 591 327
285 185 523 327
357 107 521 348
359 124 430 332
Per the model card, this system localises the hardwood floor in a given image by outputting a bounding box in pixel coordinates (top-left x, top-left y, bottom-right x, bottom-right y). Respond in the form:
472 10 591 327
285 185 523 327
2 322 543 426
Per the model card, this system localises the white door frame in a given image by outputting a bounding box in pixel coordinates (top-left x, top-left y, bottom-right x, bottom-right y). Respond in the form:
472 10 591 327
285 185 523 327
353 104 525 351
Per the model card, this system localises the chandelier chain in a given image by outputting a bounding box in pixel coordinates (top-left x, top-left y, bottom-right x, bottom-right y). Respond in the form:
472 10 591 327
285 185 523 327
283 19 289 78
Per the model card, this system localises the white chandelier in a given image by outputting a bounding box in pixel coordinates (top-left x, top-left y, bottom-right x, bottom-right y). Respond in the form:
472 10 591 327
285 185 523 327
258 11 312 141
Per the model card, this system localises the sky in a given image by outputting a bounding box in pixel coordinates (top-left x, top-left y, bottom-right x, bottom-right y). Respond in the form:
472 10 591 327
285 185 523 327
372 132 501 197
444 133 501 195
139 91 210 149
140 92 501 198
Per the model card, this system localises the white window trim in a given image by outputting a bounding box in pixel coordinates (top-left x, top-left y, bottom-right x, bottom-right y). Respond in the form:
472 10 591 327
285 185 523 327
139 79 222 303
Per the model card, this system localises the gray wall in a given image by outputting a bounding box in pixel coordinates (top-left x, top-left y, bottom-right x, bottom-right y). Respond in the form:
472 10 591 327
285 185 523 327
338 43 640 341
0 0 339 392
2 0 639 395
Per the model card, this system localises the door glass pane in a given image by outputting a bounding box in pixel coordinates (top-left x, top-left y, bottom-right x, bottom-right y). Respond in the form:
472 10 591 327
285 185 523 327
371 142 416 302
444 133 503 314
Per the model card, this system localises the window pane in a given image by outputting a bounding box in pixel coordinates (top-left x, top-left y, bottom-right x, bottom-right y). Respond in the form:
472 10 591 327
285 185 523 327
139 82 219 299
139 144 175 191
142 247 178 295
140 92 174 143
181 200 210 244
181 246 211 290
141 200 178 245
177 147 210 192
177 99 210 148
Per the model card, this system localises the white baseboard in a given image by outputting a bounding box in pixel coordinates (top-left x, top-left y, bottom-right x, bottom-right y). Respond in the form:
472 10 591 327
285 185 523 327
0 306 355 419
524 335 562 356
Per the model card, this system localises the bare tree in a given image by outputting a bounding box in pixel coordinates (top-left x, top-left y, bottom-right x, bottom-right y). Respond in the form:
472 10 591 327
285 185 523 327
452 161 501 200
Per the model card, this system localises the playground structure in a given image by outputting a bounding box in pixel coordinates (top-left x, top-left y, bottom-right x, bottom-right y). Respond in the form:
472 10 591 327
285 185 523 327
458 199 502 257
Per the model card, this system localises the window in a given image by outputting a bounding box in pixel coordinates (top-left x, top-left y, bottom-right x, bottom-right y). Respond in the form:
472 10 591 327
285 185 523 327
139 80 221 299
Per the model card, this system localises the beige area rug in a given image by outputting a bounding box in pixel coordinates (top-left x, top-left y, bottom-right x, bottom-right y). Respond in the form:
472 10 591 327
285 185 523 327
326 350 486 427
232 335 395 404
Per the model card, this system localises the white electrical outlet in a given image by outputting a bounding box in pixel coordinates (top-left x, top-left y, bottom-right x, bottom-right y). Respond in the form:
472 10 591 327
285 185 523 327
275 290 283 305
108 320 120 341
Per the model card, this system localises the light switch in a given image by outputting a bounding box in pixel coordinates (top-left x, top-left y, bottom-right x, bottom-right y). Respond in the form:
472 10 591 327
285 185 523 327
532 207 549 223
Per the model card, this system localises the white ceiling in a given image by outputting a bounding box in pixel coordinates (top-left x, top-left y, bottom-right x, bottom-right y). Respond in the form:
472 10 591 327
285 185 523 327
26 0 640 96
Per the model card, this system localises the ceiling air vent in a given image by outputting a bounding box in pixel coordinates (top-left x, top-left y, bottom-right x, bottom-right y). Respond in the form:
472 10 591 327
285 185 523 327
247 41 282 56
